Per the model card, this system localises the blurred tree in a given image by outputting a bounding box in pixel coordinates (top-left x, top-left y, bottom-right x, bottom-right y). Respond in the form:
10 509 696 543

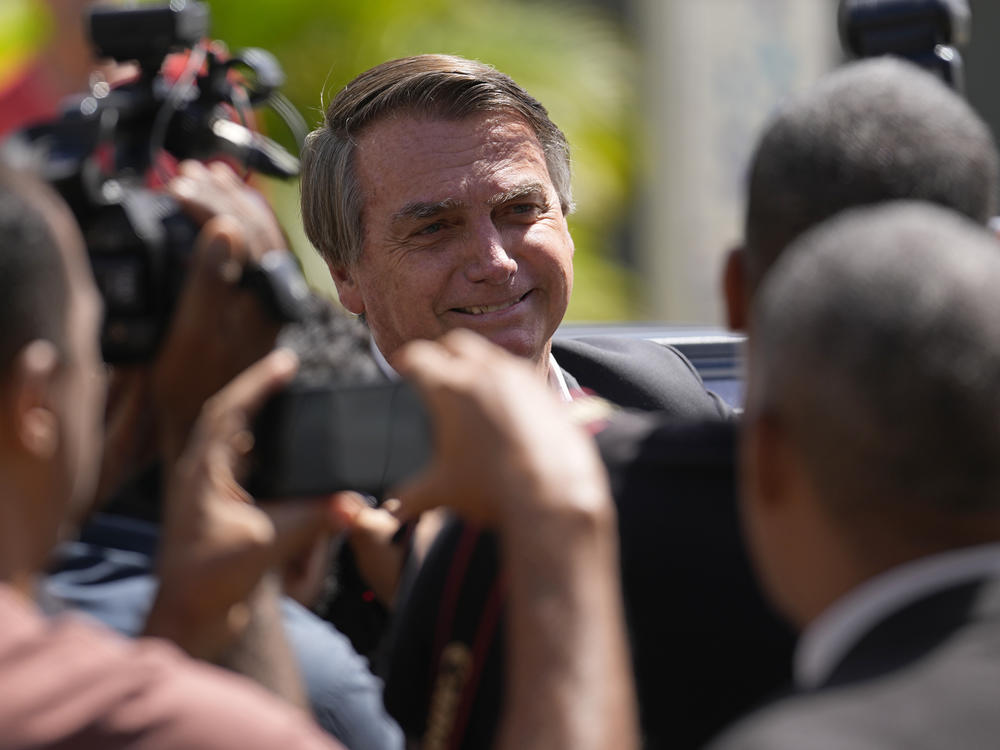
210 0 639 320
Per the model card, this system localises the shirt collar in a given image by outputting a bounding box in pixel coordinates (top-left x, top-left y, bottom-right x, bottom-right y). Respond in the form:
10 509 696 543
370 336 572 402
795 542 1000 689
371 337 400 381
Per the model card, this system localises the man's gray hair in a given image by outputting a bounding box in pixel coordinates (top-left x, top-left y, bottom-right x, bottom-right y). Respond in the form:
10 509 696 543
300 54 573 270
749 201 1000 543
744 57 999 288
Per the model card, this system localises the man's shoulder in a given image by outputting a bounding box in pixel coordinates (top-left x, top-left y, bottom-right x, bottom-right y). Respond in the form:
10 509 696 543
0 586 339 749
706 693 867 750
709 611 1000 750
596 410 736 472
551 335 731 416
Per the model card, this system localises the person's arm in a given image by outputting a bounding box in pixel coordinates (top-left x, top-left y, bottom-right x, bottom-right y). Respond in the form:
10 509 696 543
143 347 356 709
394 330 639 750
138 162 350 705
89 160 285 517
155 160 286 463
495 460 634 749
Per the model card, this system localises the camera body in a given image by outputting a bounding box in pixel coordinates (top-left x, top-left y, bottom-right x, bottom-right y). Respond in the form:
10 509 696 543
8 0 305 362
839 0 971 92
246 381 433 500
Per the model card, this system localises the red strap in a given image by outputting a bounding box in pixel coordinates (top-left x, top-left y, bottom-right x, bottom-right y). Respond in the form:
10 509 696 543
446 573 508 750
428 524 481 698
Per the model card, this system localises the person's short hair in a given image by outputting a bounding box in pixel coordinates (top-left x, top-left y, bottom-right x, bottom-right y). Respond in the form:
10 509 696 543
744 57 999 287
0 164 70 374
748 201 1000 547
300 54 573 270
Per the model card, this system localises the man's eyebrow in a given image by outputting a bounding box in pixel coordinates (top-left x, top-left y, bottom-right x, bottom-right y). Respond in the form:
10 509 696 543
487 182 548 207
392 198 465 225
390 183 549 226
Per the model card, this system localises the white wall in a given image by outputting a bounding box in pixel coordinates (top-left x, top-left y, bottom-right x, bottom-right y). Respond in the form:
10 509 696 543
635 0 838 323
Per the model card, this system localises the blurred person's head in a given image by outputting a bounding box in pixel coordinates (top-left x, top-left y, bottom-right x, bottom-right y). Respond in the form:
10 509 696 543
740 201 1000 627
300 54 575 373
725 57 999 331
0 164 106 578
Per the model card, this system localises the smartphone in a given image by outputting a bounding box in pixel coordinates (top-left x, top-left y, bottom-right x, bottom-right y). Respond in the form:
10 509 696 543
245 380 432 500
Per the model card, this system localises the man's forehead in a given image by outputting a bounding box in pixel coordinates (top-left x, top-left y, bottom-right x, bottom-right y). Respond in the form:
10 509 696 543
355 112 550 192
357 116 554 237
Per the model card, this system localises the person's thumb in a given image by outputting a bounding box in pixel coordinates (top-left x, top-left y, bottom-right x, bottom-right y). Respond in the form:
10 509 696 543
261 491 367 565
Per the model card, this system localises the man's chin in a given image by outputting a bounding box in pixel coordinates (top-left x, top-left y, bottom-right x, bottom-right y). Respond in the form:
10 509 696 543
475 329 551 371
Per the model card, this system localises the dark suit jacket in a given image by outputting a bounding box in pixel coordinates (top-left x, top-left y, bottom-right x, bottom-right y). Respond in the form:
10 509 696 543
382 339 791 749
602 413 794 749
709 574 1000 749
551 335 732 415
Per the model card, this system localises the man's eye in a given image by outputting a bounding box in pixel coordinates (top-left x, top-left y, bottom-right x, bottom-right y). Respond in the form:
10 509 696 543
511 203 537 215
417 221 445 235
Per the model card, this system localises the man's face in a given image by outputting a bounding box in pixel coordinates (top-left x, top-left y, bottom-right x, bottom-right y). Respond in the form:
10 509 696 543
51 207 106 526
331 112 574 370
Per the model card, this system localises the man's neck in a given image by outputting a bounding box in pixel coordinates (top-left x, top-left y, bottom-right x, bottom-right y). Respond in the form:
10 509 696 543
535 341 553 380
0 515 43 602
0 480 53 603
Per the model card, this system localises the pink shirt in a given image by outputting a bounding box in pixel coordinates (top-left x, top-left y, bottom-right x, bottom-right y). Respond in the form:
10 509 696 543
0 62 61 138
0 584 342 749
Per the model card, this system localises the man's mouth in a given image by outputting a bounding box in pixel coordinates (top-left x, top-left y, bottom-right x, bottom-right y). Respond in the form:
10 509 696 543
452 291 530 315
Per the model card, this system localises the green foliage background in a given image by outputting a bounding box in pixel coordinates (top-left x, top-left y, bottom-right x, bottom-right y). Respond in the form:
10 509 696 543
208 0 639 320
3 0 640 319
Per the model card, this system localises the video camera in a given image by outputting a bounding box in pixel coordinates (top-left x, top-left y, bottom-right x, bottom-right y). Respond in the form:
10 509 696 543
5 0 308 363
839 0 971 92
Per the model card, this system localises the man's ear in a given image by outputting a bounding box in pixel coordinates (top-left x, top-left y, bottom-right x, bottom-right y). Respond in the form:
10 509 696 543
741 411 791 516
6 341 61 460
723 246 750 332
327 261 366 316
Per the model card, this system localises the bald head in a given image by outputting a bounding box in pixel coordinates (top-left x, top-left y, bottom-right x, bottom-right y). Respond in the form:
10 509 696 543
743 57 998 289
749 201 1000 553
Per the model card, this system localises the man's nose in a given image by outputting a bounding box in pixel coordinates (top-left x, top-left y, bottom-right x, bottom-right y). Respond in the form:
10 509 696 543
463 220 517 284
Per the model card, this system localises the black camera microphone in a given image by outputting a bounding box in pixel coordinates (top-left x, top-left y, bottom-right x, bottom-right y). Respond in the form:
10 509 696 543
838 0 971 93
208 119 300 179
8 1 309 363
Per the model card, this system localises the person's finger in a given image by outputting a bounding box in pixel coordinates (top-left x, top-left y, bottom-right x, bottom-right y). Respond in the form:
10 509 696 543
389 473 439 523
393 338 467 402
182 217 244 295
178 158 211 180
208 160 244 188
435 327 497 360
170 161 284 259
396 330 502 402
167 161 218 226
260 491 366 564
352 502 402 542
169 162 241 225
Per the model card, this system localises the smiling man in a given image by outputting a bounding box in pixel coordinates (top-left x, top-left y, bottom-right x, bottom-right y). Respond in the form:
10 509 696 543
300 53 728 750
335 111 571 371
301 54 727 415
